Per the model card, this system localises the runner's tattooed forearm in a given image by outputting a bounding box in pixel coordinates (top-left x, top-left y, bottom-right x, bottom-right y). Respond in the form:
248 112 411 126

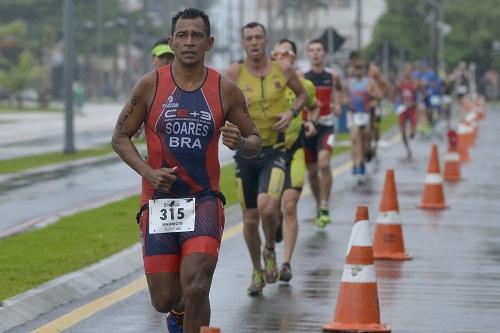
240 101 254 123
241 101 249 114
118 95 139 129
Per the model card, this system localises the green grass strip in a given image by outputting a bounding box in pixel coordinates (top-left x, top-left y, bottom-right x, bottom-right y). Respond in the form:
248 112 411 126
0 195 140 301
0 112 397 301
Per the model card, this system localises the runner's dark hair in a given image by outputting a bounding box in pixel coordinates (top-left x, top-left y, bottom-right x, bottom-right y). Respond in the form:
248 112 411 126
308 38 325 50
241 22 266 38
171 8 210 36
278 38 297 55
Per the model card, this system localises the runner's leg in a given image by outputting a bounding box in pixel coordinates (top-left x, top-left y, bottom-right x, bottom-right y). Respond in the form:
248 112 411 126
318 149 332 207
242 208 261 271
307 163 320 207
146 273 181 313
282 188 300 264
180 253 218 333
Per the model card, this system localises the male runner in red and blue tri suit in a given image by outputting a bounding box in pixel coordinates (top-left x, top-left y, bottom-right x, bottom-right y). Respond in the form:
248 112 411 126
112 8 261 333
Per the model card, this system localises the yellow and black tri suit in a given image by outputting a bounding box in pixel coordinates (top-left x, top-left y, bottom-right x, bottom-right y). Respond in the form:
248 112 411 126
234 61 289 209
283 79 317 192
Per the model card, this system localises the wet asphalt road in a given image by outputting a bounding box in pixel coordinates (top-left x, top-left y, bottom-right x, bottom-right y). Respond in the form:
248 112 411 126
12 106 500 332
0 158 139 235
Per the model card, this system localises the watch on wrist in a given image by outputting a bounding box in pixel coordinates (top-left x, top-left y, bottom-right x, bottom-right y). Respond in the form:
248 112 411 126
290 108 299 118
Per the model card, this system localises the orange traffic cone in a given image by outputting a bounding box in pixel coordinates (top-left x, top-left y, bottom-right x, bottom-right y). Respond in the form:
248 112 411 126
457 122 474 148
457 133 470 162
323 206 391 332
463 112 479 146
200 327 220 333
419 144 448 209
373 170 412 260
443 146 462 182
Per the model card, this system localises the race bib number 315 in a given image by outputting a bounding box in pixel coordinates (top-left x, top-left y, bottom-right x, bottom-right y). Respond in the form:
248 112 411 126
149 198 196 234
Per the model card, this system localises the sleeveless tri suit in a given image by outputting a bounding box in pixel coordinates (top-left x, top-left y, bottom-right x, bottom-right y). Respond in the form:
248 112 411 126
303 70 336 164
138 65 225 273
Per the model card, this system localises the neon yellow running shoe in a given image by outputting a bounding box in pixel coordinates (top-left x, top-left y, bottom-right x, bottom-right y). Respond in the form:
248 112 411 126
247 269 265 296
263 248 279 283
315 208 331 228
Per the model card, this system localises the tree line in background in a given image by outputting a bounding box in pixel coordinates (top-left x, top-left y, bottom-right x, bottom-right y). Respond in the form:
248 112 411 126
0 0 162 108
367 0 500 77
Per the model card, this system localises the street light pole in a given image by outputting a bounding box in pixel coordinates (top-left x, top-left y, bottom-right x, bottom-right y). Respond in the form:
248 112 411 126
63 0 75 154
437 0 444 73
96 0 103 99
267 0 273 48
142 0 150 73
355 0 362 51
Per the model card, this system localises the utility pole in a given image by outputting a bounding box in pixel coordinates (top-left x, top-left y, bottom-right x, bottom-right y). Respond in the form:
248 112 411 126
96 0 104 100
283 0 289 38
382 40 389 78
63 0 75 153
437 0 444 73
430 0 438 72
239 0 244 30
142 0 150 73
267 0 273 48
228 0 233 61
327 29 335 65
355 0 362 51
399 47 405 74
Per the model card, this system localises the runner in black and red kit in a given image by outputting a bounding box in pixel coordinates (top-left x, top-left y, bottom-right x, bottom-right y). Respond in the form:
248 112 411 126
112 8 260 333
395 63 419 159
304 39 341 228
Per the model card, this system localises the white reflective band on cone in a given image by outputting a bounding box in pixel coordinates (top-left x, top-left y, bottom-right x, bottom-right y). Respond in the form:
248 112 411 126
457 123 471 134
445 152 460 162
376 210 401 224
465 112 477 122
341 264 377 283
425 173 443 184
346 220 371 256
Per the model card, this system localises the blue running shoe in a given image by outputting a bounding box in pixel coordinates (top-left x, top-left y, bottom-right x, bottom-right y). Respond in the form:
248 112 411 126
360 162 366 175
166 310 184 333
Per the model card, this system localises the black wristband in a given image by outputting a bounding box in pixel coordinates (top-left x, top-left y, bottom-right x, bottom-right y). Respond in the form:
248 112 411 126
290 108 299 118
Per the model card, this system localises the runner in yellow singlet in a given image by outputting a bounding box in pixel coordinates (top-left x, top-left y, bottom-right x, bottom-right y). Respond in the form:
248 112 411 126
271 39 319 283
225 22 306 296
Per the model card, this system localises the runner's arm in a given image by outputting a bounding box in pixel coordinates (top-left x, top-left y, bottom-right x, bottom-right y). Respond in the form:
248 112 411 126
273 61 307 131
111 72 177 192
368 77 383 100
283 62 306 116
220 75 261 158
330 73 343 116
